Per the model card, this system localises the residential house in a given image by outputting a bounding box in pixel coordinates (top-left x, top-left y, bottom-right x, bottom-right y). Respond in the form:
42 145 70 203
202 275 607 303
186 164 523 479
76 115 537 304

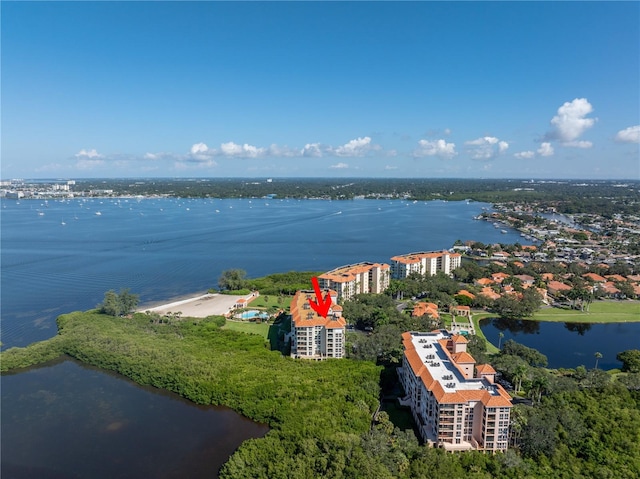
479 287 501 301
583 272 607 283
605 274 627 283
412 302 440 319
514 274 535 287
547 281 572 297
541 273 554 282
491 272 510 284
600 282 622 298
476 278 495 287
456 290 476 300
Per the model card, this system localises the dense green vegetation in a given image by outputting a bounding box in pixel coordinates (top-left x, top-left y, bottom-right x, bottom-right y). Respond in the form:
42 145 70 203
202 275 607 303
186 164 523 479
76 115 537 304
98 288 139 316
217 269 321 296
3 305 640 477
4 257 640 477
74 178 640 215
247 271 322 295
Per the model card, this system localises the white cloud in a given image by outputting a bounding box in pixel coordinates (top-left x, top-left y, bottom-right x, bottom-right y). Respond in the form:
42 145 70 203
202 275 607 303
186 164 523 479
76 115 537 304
384 165 398 170
183 137 384 161
333 136 380 157
190 143 209 155
537 142 554 157
563 140 593 149
615 125 640 143
75 148 103 159
301 143 323 158
413 139 457 159
514 151 535 159
220 141 265 158
549 98 596 143
464 136 508 160
266 144 298 157
330 162 349 169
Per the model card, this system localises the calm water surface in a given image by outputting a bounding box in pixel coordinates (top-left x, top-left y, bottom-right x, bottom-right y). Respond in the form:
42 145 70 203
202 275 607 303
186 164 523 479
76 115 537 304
480 318 640 369
1 197 519 348
1 359 268 479
0 197 537 475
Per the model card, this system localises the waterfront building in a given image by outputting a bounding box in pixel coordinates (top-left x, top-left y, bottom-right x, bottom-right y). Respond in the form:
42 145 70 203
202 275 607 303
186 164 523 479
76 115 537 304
318 262 390 302
290 290 346 359
399 330 512 452
390 251 461 279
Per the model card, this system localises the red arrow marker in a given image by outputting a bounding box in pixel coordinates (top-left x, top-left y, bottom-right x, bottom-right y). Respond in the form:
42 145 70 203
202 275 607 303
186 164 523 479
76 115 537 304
308 276 332 318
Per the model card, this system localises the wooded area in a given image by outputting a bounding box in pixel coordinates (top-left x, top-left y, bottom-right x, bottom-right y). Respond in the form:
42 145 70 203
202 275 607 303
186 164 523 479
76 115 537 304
2 307 639 478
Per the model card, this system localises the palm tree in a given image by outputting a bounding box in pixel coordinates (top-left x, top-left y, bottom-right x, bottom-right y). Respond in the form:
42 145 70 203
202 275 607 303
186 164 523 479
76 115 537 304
529 372 549 404
513 364 528 394
594 351 603 370
498 332 505 350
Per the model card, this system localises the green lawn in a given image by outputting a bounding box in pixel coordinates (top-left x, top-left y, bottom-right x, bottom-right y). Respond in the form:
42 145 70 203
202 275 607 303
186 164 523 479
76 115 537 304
470 312 500 354
533 300 640 323
247 294 292 310
380 400 415 431
222 320 270 338
222 315 292 352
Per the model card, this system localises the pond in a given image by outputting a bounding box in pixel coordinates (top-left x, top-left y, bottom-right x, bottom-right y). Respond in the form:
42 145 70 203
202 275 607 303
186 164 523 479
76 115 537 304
1 359 268 479
480 318 640 370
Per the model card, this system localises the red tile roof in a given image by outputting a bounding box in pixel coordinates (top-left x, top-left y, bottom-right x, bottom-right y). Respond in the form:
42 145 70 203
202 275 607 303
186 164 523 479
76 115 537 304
291 291 347 329
583 272 607 283
456 289 476 299
402 333 511 408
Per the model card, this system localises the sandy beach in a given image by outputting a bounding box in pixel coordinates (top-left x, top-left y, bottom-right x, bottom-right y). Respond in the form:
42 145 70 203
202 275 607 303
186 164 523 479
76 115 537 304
140 293 255 318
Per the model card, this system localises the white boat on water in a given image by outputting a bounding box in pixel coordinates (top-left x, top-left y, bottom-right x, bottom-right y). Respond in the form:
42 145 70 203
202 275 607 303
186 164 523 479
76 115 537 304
95 211 102 216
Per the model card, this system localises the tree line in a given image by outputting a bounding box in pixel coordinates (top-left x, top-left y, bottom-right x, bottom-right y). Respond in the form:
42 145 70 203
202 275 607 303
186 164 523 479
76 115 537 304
73 178 640 215
2 303 640 477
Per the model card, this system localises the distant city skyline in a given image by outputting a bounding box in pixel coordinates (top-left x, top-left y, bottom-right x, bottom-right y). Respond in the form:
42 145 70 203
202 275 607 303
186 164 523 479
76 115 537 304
2 1 639 179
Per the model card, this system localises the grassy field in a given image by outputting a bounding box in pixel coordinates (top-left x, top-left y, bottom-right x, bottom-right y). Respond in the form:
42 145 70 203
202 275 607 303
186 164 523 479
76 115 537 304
222 315 292 352
222 320 270 338
470 312 500 354
533 300 640 323
246 294 292 310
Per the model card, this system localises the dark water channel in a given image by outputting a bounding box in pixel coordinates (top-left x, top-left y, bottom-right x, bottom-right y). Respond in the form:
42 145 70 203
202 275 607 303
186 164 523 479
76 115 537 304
1 359 268 479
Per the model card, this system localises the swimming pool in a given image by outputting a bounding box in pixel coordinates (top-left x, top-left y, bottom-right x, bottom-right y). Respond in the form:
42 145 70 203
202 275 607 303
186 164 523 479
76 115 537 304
235 310 269 320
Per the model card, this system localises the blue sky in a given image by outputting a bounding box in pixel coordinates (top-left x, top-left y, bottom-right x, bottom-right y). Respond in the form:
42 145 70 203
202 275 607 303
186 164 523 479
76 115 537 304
2 1 639 179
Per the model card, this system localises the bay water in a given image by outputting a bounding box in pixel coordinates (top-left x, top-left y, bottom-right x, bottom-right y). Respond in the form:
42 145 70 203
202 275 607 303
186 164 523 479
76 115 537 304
1 197 517 349
4 196 635 476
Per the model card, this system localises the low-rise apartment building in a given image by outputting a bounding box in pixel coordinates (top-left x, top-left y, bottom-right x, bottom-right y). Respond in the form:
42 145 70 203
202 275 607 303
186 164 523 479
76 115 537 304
290 290 346 359
399 330 512 452
390 251 461 279
318 262 390 302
